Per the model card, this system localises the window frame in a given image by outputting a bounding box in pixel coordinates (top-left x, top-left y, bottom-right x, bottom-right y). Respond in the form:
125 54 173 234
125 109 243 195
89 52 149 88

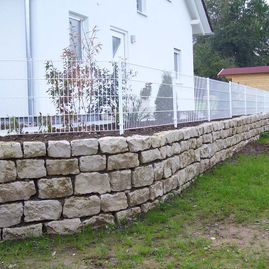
136 0 147 16
174 48 181 80
69 12 88 60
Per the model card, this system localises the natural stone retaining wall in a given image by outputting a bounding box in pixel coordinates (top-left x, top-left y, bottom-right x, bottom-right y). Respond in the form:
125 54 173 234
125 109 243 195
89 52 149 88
0 114 269 240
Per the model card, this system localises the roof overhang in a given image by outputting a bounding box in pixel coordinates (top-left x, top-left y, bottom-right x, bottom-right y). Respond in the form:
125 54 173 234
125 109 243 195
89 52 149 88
184 0 213 36
218 66 269 77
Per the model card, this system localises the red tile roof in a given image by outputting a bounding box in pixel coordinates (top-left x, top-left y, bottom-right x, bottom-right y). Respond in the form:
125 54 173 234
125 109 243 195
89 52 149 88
218 66 269 77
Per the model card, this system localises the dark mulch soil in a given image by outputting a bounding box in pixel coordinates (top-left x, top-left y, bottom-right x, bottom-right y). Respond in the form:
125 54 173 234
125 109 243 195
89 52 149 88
239 142 269 155
0 121 206 142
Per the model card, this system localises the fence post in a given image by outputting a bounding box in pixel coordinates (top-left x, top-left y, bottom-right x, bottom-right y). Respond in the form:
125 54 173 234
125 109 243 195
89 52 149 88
229 81 232 118
244 86 247 115
172 85 178 128
263 92 266 114
118 62 124 135
207 77 211 121
255 89 258 114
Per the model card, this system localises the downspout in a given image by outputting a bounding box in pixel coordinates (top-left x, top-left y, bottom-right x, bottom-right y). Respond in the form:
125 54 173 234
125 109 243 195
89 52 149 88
24 0 34 118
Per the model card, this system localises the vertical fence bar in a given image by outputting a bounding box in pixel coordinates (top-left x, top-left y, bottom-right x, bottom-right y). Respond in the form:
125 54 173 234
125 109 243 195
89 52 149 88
118 62 124 135
172 85 178 128
244 86 247 115
207 78 211 121
263 92 266 114
229 81 232 118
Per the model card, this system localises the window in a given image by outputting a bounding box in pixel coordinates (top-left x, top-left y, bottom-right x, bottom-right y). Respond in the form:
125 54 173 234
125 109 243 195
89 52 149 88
174 49 181 79
137 0 146 14
112 36 121 58
69 15 84 59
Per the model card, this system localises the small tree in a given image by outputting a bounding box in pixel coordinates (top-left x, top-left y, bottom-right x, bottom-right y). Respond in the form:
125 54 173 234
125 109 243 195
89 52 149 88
155 73 173 124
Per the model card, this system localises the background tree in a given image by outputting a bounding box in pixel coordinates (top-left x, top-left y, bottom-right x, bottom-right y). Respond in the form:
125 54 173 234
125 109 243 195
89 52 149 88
194 0 269 78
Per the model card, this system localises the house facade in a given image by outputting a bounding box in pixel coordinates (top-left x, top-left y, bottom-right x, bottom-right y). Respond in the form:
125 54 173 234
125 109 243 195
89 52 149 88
0 0 212 119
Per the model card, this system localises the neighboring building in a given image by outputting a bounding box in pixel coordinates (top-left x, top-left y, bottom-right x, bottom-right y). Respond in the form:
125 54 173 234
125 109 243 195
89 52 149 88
0 0 212 118
218 66 269 91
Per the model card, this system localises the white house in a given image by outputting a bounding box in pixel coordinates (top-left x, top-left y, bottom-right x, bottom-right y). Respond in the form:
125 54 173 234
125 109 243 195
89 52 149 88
0 0 212 123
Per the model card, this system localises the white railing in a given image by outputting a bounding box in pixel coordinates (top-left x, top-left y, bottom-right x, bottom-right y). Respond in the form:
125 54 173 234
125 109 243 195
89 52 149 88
0 60 269 136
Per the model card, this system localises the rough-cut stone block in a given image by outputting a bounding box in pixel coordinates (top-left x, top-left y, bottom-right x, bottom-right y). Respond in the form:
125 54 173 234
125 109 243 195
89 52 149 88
185 163 200 182
63 196 100 218
177 169 187 186
24 200 62 222
38 177 73 199
163 159 172 179
182 127 199 140
45 219 81 235
202 134 213 144
23 141 46 158
0 181 36 203
140 149 161 164
141 200 160 213
127 135 152 152
115 207 141 223
0 161 16 183
99 137 128 154
151 134 166 148
0 203 23 228
127 188 150 207
75 172 110 195
48 140 71 158
80 155 106 172
17 159 46 179
154 162 164 181
163 175 178 194
160 192 175 202
179 150 197 168
3 224 42 241
101 193 128 212
200 144 218 159
46 159 79 176
132 165 154 187
164 130 184 144
0 142 22 159
159 145 173 159
71 139 98 156
108 153 139 170
82 214 115 229
172 142 181 155
110 170 131 191
150 181 163 200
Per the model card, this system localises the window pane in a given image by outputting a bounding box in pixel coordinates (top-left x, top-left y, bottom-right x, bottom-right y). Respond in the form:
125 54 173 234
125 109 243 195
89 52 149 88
112 36 121 58
137 0 142 12
69 17 82 59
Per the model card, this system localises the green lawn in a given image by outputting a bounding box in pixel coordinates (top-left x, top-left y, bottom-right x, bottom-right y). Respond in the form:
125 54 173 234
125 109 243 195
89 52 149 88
1 138 269 269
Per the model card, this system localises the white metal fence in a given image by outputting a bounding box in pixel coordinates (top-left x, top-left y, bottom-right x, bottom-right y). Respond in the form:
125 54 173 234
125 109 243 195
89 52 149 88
0 60 269 136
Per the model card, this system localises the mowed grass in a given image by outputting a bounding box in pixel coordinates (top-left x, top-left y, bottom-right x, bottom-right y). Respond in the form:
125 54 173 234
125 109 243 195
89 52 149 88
258 132 269 145
1 137 269 268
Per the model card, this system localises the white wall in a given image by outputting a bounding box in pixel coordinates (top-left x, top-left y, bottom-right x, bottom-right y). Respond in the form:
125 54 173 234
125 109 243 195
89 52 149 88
0 0 196 117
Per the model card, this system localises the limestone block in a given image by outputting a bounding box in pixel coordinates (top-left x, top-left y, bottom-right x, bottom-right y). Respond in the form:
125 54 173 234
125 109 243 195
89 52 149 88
0 161 16 183
115 207 141 222
101 192 128 212
0 203 23 228
46 159 79 176
163 175 178 194
24 200 62 222
17 159 46 179
3 224 42 241
202 134 213 144
48 140 71 158
23 141 46 158
80 155 106 172
127 135 152 152
82 214 115 229
141 200 160 213
151 134 166 148
45 219 81 235
0 142 22 159
153 162 164 181
38 177 73 199
108 153 139 170
127 188 150 207
99 137 128 154
140 149 161 164
182 127 199 140
172 142 181 155
0 181 36 203
63 196 100 218
75 172 110 195
177 169 187 186
110 170 132 191
71 139 98 156
179 149 197 168
149 181 163 200
132 165 154 187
